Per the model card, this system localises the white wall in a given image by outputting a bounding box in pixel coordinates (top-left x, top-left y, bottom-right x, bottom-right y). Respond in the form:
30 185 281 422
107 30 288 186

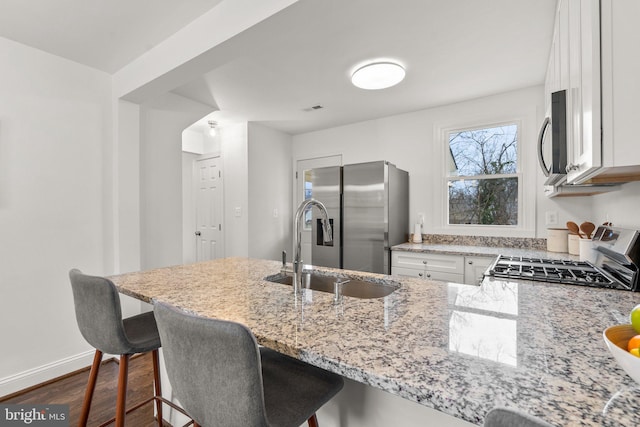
182 128 204 154
247 123 293 261
0 37 111 393
221 123 250 257
113 100 142 274
292 86 598 238
139 93 213 269
591 181 640 229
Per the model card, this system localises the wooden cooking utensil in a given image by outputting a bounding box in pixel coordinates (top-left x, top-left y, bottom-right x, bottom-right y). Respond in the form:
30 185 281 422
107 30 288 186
566 221 582 237
580 221 596 239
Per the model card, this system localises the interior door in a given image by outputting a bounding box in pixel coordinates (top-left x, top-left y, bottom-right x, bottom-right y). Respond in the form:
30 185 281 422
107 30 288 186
195 156 224 262
295 155 341 266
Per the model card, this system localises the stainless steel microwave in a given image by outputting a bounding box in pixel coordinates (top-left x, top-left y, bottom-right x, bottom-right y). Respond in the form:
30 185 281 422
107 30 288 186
538 90 567 185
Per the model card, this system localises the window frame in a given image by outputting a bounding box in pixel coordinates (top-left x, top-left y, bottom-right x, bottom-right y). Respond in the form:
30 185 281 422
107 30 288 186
446 121 521 227
435 117 535 237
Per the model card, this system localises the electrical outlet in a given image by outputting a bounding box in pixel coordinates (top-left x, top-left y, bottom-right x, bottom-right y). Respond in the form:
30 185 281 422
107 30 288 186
273 208 278 218
545 211 558 226
234 207 242 217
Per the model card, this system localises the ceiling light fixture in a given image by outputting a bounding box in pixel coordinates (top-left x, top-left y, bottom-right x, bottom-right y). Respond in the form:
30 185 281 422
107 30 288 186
208 120 218 137
351 61 406 90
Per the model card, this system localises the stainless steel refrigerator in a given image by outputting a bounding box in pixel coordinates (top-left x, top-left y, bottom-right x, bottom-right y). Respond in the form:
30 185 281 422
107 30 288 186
310 161 409 274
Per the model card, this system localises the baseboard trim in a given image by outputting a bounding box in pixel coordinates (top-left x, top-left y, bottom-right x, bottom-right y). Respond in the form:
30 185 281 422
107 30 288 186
0 350 96 398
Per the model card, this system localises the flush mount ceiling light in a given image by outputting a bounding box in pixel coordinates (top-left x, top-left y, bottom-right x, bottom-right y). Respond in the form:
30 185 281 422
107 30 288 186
351 61 406 90
208 120 218 136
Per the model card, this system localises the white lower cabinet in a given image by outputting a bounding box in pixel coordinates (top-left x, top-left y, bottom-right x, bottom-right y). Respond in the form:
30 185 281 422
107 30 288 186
391 251 494 285
463 256 495 285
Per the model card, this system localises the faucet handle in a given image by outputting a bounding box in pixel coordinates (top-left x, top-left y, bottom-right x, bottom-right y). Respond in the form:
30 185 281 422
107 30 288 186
282 250 287 267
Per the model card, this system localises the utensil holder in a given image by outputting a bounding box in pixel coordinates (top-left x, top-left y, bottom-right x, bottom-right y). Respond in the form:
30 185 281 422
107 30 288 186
568 234 580 255
579 238 597 263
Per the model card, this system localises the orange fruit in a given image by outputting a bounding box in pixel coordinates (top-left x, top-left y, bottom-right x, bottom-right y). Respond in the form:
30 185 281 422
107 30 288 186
628 335 640 352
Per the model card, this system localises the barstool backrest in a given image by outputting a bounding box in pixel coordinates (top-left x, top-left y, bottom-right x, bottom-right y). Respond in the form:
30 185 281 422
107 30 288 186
154 302 270 427
69 269 132 355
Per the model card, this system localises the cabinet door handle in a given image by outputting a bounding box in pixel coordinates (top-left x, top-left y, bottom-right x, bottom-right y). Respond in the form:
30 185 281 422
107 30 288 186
565 163 579 173
422 260 427 264
418 273 423 277
537 116 551 177
426 273 431 278
468 261 473 265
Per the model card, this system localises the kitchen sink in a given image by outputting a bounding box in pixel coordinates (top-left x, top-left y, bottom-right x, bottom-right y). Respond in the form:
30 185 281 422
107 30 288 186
264 272 399 299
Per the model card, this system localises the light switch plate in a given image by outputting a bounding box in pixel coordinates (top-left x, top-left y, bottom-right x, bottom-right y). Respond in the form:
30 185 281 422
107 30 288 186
545 211 558 226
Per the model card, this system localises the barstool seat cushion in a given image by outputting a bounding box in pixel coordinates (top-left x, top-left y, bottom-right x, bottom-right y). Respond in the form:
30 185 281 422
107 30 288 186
122 311 161 354
260 347 343 427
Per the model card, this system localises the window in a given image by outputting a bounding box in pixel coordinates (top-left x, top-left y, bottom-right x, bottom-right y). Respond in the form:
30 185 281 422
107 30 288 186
446 123 519 226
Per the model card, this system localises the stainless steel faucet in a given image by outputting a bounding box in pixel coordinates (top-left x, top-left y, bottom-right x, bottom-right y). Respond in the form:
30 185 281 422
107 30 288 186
293 198 332 295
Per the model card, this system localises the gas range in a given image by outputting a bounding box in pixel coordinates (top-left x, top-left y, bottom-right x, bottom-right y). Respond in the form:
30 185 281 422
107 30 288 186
487 226 639 291
488 255 622 289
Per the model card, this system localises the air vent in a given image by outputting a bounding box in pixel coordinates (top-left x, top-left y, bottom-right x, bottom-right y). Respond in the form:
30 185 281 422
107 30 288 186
303 105 324 112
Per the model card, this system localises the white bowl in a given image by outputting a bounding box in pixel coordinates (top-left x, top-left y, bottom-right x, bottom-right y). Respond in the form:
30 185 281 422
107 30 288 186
603 324 640 384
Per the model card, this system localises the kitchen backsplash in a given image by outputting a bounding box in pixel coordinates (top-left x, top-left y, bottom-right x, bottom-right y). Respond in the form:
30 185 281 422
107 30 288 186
419 234 547 250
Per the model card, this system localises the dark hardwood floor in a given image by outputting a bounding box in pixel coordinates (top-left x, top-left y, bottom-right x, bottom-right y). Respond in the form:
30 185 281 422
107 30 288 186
0 353 159 427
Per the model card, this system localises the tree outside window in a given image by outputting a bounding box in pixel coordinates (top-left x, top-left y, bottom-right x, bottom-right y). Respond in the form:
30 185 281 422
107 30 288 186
447 124 519 226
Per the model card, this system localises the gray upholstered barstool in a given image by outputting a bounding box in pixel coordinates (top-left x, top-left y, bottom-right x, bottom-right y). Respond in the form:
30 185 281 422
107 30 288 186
69 269 173 427
484 407 556 427
154 301 344 427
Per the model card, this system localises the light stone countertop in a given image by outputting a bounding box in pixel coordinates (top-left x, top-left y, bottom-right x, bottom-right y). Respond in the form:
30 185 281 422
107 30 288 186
392 242 580 261
110 257 640 426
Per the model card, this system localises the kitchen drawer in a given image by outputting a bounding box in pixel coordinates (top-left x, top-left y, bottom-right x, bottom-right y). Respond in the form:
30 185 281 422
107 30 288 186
392 266 464 283
392 251 464 274
392 266 425 278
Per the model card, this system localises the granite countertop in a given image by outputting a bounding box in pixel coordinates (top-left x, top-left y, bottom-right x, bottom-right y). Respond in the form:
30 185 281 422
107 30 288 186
110 257 640 426
392 242 580 261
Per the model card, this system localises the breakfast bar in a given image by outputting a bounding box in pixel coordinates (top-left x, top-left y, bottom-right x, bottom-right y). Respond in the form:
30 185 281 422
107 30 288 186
109 257 640 426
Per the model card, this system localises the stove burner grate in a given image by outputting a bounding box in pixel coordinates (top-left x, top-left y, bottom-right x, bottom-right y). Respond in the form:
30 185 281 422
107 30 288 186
488 255 626 290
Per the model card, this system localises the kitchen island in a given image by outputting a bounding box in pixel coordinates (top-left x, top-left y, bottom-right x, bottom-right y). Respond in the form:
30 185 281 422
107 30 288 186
110 257 640 426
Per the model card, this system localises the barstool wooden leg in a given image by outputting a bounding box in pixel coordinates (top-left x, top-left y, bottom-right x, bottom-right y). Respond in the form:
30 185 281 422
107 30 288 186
152 349 163 426
115 354 130 427
78 350 103 427
307 414 319 427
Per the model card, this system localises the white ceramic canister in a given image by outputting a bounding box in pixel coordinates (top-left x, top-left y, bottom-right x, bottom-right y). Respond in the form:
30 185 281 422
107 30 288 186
568 234 580 255
547 228 569 253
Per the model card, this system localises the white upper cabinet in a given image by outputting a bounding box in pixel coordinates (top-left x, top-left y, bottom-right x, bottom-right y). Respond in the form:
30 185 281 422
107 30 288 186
597 0 640 180
546 0 640 185
566 0 602 183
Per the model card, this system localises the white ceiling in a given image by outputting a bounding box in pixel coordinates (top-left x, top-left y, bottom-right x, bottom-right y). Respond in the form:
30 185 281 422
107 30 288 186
0 0 223 73
0 0 557 135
